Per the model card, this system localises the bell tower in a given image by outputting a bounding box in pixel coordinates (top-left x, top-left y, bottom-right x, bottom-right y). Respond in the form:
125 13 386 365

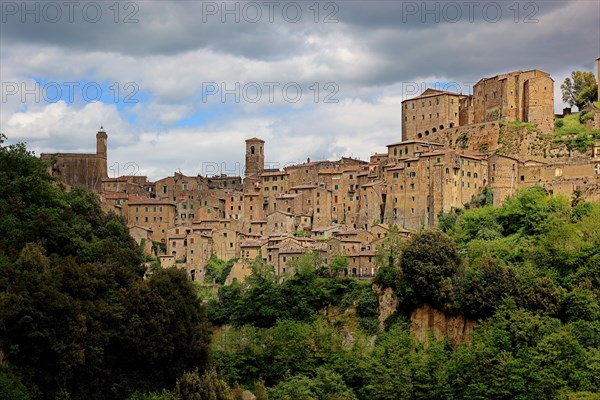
245 137 265 177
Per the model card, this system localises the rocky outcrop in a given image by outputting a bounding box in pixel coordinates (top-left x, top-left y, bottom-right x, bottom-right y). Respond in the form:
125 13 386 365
410 304 476 345
373 284 398 330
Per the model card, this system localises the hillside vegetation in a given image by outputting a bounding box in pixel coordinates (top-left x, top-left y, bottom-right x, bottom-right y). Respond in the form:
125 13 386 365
0 135 211 399
554 110 600 153
1 134 599 400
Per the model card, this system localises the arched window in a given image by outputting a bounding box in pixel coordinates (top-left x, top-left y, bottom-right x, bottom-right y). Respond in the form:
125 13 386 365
440 125 444 130
418 133 422 138
432 127 437 133
449 122 454 128
251 145 255 155
425 130 429 136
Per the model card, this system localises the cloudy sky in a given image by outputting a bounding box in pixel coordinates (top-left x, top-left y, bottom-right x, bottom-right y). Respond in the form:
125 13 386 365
1 0 599 180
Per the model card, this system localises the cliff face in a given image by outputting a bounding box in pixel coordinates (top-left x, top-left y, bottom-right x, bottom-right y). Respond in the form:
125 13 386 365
410 304 476 345
373 284 398 330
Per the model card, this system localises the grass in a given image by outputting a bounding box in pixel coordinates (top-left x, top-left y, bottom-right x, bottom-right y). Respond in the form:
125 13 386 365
554 112 593 136
552 111 600 153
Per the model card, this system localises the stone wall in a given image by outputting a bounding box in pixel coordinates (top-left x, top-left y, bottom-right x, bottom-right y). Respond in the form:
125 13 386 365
424 121 587 161
40 153 107 191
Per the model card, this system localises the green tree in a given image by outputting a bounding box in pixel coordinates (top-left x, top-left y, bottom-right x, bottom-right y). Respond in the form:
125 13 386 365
458 256 521 319
269 367 356 400
399 229 460 309
561 71 598 110
176 369 233 400
254 379 269 400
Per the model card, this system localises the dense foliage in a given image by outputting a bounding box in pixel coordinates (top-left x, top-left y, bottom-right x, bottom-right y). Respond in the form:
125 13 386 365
205 186 600 399
2 135 599 399
0 136 211 399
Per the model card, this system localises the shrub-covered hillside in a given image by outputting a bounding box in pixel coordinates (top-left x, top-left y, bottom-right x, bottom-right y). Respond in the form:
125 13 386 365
0 135 211 399
203 186 600 400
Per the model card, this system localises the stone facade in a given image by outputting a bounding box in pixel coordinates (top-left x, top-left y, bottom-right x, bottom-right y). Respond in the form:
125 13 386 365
40 128 109 191
458 69 554 134
402 89 464 141
43 63 600 284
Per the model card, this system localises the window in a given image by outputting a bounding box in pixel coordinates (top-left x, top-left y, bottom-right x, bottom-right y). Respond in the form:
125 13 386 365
334 184 339 190
436 157 441 163
394 149 397 156
520 175 525 181
405 147 409 154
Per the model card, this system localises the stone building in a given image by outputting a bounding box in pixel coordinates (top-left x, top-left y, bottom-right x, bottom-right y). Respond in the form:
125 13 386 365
127 199 177 243
40 128 109 191
402 89 465 141
459 69 554 133
383 141 488 230
245 137 265 177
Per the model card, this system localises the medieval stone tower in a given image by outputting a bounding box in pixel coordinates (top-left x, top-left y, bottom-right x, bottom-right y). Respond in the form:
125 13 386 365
96 127 108 158
40 127 109 192
245 137 265 177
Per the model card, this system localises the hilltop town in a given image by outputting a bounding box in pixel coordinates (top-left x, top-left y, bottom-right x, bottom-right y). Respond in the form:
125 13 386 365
41 62 600 284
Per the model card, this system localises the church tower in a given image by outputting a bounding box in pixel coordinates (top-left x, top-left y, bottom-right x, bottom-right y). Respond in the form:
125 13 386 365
245 137 265 177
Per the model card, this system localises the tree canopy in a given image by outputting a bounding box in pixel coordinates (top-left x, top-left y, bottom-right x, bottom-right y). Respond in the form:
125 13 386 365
561 71 598 110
